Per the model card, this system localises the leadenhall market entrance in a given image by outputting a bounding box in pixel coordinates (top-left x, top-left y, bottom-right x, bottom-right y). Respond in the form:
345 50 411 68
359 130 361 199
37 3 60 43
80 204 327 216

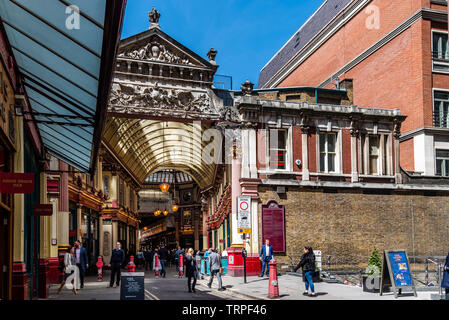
104 10 256 277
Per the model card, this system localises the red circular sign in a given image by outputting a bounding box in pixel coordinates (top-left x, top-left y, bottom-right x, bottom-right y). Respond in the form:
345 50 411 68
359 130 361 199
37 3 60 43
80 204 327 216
240 201 249 211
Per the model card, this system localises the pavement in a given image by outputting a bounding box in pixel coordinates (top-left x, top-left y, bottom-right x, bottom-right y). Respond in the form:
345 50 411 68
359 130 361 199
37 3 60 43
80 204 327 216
196 272 436 300
47 266 238 300
46 266 436 300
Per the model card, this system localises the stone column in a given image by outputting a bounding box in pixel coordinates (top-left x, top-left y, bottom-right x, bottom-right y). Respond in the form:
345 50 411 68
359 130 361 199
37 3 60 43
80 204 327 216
241 129 250 178
248 128 258 179
194 211 199 251
350 127 359 182
77 204 83 241
58 161 69 248
12 115 27 300
231 153 242 246
99 215 104 256
300 124 310 181
379 134 385 175
13 116 24 263
394 122 402 183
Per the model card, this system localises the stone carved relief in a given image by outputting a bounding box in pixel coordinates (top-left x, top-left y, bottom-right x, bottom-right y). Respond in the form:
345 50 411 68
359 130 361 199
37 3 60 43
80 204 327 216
109 82 213 114
118 41 193 65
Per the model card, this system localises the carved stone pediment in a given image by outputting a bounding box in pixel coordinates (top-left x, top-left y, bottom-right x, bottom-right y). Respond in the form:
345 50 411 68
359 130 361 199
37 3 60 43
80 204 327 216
108 82 240 122
118 39 194 66
109 82 217 118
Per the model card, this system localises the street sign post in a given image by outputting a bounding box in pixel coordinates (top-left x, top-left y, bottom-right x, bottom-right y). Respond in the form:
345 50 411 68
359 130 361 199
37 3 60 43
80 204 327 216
237 196 251 233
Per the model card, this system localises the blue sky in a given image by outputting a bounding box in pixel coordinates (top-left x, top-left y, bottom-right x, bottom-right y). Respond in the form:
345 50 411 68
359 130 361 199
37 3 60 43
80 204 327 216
121 0 323 89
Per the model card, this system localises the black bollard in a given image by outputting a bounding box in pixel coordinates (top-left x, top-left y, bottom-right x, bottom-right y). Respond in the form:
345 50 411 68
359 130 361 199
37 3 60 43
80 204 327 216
242 248 247 284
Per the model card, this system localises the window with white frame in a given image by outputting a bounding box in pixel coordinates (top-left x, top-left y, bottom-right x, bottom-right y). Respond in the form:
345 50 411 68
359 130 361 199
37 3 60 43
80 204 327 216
369 136 379 175
432 32 449 72
268 129 288 170
319 132 337 173
434 91 449 128
436 149 449 177
361 135 382 175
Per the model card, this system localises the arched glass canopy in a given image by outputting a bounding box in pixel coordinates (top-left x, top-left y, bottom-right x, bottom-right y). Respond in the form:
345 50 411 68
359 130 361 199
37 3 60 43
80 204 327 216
103 117 218 189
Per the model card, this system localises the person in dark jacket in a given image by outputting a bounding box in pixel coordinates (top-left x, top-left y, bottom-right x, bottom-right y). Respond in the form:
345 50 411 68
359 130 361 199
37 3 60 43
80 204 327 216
108 242 125 288
442 251 449 296
293 246 317 297
158 246 169 278
144 247 153 271
185 248 197 293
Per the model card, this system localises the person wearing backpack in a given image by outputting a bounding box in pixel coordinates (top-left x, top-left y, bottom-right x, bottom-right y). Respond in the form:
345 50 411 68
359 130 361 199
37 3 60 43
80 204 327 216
293 246 317 297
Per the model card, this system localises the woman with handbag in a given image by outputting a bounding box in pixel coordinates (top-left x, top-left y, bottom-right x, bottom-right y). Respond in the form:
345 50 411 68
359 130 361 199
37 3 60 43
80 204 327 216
185 248 197 293
293 246 317 297
57 246 79 295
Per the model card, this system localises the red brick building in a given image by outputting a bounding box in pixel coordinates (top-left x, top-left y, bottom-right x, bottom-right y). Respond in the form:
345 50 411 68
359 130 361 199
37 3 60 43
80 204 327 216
259 0 449 177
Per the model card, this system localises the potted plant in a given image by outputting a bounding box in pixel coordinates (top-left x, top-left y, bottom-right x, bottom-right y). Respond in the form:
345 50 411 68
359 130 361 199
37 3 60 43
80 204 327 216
362 246 383 293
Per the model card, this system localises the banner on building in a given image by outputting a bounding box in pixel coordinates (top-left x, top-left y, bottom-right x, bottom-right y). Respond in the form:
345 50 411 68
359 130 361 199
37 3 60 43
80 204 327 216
237 196 251 233
0 172 34 193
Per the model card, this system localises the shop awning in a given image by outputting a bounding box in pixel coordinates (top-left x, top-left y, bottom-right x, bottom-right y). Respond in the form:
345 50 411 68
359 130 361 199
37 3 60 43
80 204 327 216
0 0 126 173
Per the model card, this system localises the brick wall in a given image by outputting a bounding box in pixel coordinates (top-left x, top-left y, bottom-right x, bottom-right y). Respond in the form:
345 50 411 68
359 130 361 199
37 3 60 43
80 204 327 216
258 186 449 267
400 138 415 170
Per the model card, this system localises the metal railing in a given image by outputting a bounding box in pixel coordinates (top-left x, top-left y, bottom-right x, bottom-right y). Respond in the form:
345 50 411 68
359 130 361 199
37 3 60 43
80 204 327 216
433 111 449 128
409 256 446 295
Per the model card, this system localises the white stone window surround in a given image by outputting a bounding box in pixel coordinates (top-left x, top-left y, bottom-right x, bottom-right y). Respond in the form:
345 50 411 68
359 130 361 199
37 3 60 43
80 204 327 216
433 88 449 128
265 125 293 172
316 129 341 174
359 129 393 176
431 29 449 74
435 148 449 176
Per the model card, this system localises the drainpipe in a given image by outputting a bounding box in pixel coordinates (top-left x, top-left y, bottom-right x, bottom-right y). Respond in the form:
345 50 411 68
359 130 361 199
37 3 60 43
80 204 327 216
315 88 318 103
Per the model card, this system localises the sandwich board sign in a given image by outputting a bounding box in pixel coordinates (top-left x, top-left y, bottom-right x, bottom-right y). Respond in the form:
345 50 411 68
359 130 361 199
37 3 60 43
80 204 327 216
120 272 145 300
237 196 251 233
380 250 417 298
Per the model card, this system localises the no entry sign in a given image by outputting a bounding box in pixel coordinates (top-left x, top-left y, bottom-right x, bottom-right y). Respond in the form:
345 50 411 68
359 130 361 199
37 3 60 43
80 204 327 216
237 196 251 233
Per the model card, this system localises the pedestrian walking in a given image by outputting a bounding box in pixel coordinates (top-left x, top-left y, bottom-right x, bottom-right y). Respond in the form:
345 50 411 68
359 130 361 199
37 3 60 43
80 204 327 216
442 251 449 297
222 248 228 258
195 250 203 279
109 242 125 288
57 246 79 295
74 240 88 288
293 246 317 297
158 245 169 278
136 250 144 269
144 247 153 271
207 248 226 291
259 239 274 277
185 248 198 293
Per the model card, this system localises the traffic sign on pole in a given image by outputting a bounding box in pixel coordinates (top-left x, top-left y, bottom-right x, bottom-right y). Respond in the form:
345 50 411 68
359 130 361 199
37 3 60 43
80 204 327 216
237 196 251 233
